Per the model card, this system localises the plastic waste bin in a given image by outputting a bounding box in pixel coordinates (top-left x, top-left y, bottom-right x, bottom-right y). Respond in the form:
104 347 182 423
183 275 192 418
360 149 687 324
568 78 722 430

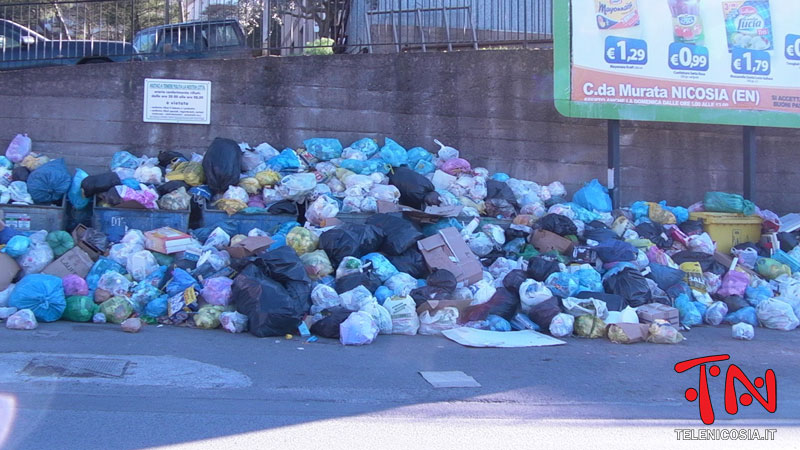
689 212 763 254
92 198 190 242
203 206 297 235
0 197 67 232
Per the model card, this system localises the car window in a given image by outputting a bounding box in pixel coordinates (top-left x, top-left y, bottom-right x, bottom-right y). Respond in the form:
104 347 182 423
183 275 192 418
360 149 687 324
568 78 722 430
0 24 22 50
134 30 156 53
157 27 207 52
209 24 241 48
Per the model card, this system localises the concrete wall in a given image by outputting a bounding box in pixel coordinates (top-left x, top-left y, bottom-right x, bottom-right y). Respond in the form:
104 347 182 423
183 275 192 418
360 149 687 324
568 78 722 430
1 49 798 213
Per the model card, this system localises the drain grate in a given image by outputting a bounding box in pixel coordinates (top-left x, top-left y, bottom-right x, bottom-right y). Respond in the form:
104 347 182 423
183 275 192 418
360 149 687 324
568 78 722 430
21 356 130 379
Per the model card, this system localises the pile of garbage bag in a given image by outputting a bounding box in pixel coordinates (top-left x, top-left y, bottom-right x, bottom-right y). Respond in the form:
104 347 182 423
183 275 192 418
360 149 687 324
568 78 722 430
2 134 799 346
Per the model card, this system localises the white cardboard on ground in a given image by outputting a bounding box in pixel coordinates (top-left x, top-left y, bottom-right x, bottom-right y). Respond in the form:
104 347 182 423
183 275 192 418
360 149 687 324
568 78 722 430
441 328 566 348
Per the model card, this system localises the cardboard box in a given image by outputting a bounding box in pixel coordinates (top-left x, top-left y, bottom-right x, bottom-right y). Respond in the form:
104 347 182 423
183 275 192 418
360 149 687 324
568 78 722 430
417 227 483 286
416 299 473 318
225 236 274 259
41 246 93 279
0 253 20 291
529 229 575 255
607 323 650 344
145 227 193 254
71 224 103 261
636 303 679 327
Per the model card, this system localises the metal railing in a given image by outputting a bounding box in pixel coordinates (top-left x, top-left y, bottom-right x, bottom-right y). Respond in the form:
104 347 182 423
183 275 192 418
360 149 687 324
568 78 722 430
0 0 552 68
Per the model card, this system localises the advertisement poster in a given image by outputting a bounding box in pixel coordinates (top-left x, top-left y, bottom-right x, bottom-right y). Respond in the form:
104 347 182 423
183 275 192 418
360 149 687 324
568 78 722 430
555 0 800 127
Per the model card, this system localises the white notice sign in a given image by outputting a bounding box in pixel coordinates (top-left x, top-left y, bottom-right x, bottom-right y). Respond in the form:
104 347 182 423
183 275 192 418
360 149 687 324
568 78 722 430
143 78 211 124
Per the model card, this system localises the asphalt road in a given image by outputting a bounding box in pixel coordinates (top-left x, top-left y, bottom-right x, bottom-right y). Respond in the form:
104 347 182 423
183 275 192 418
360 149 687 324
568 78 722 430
1 322 799 449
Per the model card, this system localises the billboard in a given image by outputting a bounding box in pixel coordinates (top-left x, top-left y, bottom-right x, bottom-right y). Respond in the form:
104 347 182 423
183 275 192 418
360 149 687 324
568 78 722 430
554 0 800 128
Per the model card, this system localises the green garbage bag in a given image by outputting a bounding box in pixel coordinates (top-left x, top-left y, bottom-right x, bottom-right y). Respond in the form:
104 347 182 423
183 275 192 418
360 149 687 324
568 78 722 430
703 192 756 215
46 231 75 257
756 258 791 280
99 296 133 324
62 296 98 322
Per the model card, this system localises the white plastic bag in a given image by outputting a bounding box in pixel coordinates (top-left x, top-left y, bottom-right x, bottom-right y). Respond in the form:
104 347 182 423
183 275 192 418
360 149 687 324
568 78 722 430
18 238 54 275
383 296 420 335
519 280 553 313
369 184 400 203
220 311 248 333
223 186 250 204
756 298 799 331
203 227 231 250
109 242 142 266
6 308 37 330
732 322 755 340
277 173 317 201
467 232 494 257
126 250 158 282
549 313 574 338
9 181 33 204
360 301 393 334
306 195 340 226
385 273 417 297
434 139 459 161
562 297 609 320
620 306 640 323
688 233 716 254
731 247 759 269
336 257 363 279
468 279 497 306
418 307 459 335
704 301 729 326
134 163 162 185
340 311 379 346
340 286 375 312
311 284 341 309
122 229 146 247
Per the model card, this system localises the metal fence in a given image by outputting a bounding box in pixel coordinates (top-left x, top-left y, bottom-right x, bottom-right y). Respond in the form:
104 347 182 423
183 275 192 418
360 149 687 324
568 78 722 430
0 0 552 68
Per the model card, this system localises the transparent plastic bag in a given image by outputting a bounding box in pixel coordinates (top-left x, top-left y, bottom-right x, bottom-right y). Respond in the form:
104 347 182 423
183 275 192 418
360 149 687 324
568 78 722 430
18 239 54 275
519 279 553 313
340 311 379 345
220 311 249 333
311 284 341 309
277 173 317 201
97 272 131 297
704 301 729 326
203 227 231 250
732 322 754 340
158 187 191 211
549 313 574 337
756 298 799 331
306 196 340 226
418 307 459 335
340 286 375 312
223 186 250 204
6 134 32 163
126 250 158 282
9 181 33 204
385 273 417 297
300 250 334 280
383 295 420 335
369 184 400 203
336 256 364 279
6 308 37 330
134 163 162 185
434 139 459 161
286 227 319 256
647 320 685 344
361 301 393 334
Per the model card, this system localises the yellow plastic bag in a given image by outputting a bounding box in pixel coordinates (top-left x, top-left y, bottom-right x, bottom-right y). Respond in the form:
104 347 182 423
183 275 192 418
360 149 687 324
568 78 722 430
300 250 334 280
255 170 281 187
648 202 676 225
286 227 319 256
239 177 261 195
194 305 225 329
166 161 205 186
21 154 50 171
214 199 247 215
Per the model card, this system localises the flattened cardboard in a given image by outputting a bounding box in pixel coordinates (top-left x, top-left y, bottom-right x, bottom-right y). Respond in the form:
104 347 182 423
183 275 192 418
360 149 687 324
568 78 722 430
0 253 20 291
530 229 575 255
636 303 679 327
41 246 93 279
607 323 650 344
225 236 275 259
417 227 483 286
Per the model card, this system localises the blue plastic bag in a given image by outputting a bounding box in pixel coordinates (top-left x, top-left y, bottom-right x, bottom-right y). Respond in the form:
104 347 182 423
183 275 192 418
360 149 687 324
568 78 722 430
648 263 685 290
572 179 612 213
413 159 436 175
166 268 201 297
144 295 168 318
693 301 708 319
724 306 759 327
594 240 638 262
491 173 510 182
545 272 580 298
275 221 301 237
9 274 65 322
361 253 399 282
349 138 379 158
0 156 12 169
745 285 772 307
304 138 343 161
111 151 139 170
486 314 512 332
68 169 90 210
422 218 463 236
630 201 650 221
121 178 141 190
575 268 603 293
130 283 161 314
374 285 392 305
339 159 371 175
675 294 702 327
406 147 433 166
86 257 127 296
379 138 408 167
269 234 287 250
0 226 21 245
27 158 72 204
564 202 603 224
659 201 689 224
267 149 301 172
3 235 31 257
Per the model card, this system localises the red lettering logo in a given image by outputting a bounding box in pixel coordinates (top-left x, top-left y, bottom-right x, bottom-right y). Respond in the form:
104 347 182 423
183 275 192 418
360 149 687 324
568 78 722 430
675 354 777 425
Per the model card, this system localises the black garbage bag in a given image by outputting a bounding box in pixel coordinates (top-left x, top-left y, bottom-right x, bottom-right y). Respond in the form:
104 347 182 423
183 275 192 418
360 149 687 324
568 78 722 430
575 291 627 312
81 172 121 197
410 286 450 306
203 137 242 195
583 221 619 242
666 282 693 302
635 222 673 249
27 159 72 204
528 296 561 330
538 214 577 237
81 227 109 252
721 295 749 313
778 232 799 252
319 224 385 266
427 269 457 293
526 257 561 282
335 271 383 294
388 246 429 279
466 288 519 322
192 220 239 244
389 167 436 210
158 150 187 168
671 251 727 275
603 268 652 307
486 179 518 208
157 180 191 197
647 263 686 290
679 219 704 236
99 187 123 207
310 307 352 339
268 200 298 215
12 166 29 182
232 270 306 338
594 240 638 263
502 269 528 295
366 213 423 256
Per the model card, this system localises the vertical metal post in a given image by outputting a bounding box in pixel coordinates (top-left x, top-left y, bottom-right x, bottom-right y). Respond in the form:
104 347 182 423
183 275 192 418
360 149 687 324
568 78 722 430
743 126 757 202
263 0 271 54
607 119 621 209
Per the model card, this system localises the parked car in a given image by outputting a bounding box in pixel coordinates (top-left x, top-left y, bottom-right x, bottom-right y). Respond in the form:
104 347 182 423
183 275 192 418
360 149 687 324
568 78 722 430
133 19 257 61
0 19 137 70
